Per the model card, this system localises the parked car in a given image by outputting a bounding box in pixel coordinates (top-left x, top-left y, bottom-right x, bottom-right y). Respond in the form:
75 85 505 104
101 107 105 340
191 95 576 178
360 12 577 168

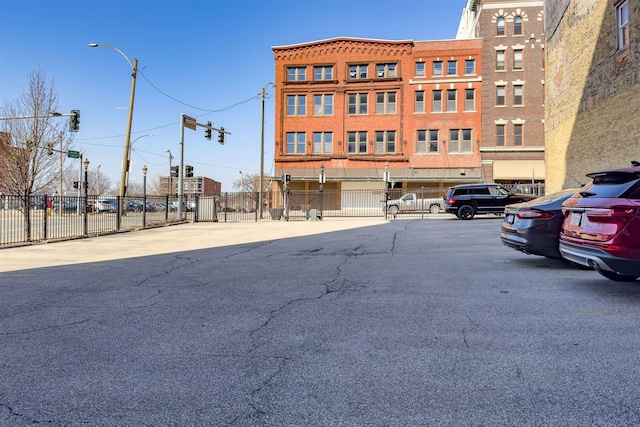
385 192 444 216
125 200 144 212
444 183 537 220
53 199 79 214
501 189 578 258
94 199 116 213
559 164 640 282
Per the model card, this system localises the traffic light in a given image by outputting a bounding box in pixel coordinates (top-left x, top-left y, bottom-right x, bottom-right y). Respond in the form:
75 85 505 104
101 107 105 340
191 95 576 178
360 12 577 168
284 174 291 183
69 110 80 132
170 166 179 177
218 127 225 145
205 121 212 140
46 142 53 156
73 181 79 189
185 165 194 178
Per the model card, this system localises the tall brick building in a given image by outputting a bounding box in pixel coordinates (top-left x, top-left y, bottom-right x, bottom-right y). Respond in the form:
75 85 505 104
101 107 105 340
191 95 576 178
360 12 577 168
271 0 546 193
545 0 640 193
458 0 546 186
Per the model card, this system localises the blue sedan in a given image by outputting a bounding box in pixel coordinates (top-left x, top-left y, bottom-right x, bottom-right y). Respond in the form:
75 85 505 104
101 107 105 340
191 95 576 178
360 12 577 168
500 189 578 258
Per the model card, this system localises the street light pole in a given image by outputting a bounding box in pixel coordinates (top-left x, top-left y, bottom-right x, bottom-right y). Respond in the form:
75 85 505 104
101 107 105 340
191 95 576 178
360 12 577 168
88 43 138 204
319 164 325 220
260 82 275 219
142 165 148 227
239 170 244 212
165 149 173 196
83 158 90 235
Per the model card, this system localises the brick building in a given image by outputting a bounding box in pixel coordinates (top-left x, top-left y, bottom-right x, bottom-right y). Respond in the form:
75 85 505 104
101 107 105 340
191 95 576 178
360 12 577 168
458 0 546 186
271 0 546 194
159 175 221 197
545 0 640 193
272 37 483 194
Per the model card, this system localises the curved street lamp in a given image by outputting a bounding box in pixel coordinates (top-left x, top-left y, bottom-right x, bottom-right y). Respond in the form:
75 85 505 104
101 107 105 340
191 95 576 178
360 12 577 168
87 42 138 201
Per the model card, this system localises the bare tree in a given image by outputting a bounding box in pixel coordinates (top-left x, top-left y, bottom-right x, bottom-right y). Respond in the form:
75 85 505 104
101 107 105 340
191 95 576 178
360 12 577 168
0 68 74 240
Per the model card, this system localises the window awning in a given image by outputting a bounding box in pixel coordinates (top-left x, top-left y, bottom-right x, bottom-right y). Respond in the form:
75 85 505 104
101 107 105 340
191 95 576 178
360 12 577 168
492 160 545 180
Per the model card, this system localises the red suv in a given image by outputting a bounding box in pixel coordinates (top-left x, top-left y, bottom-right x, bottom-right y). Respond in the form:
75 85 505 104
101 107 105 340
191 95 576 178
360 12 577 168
559 165 640 281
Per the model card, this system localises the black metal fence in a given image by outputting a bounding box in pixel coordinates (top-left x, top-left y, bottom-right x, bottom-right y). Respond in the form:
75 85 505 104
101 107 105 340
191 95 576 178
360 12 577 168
1 184 545 247
0 194 198 247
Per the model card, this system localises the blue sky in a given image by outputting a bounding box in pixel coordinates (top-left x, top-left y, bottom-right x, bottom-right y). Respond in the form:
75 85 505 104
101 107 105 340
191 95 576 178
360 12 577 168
1 0 467 191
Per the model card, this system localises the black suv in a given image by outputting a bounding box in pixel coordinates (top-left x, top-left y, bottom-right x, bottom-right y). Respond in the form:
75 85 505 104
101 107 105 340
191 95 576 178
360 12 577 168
445 183 536 220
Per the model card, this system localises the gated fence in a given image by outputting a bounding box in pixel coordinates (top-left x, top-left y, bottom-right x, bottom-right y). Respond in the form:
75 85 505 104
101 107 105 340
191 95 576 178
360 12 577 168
0 183 545 247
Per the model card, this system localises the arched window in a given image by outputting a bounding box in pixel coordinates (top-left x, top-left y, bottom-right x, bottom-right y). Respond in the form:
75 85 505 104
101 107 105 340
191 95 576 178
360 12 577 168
497 17 505 35
514 16 523 35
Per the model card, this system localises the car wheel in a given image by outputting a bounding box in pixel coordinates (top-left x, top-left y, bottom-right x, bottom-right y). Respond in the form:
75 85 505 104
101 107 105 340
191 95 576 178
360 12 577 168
597 269 638 282
388 205 399 216
429 204 441 214
457 205 475 220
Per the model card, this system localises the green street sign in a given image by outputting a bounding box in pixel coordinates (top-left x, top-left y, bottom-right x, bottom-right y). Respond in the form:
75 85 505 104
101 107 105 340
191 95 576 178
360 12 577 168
67 150 80 159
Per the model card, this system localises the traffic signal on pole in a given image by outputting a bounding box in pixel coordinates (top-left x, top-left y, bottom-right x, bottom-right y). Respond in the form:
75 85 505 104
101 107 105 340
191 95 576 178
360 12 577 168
284 174 291 183
46 142 53 156
73 181 79 189
170 166 179 177
69 110 80 132
185 165 194 178
205 121 212 140
218 127 225 145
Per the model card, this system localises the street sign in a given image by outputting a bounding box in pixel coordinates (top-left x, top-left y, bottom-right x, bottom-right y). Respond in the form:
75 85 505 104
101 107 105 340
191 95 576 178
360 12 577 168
67 150 80 159
183 115 196 131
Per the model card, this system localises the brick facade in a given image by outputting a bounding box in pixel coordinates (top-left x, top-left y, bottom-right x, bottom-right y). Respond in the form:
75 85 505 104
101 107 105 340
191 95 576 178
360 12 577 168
272 37 483 192
545 0 640 192
272 0 546 193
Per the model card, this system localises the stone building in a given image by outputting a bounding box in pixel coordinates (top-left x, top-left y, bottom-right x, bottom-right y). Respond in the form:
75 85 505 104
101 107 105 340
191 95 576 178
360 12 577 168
545 0 640 192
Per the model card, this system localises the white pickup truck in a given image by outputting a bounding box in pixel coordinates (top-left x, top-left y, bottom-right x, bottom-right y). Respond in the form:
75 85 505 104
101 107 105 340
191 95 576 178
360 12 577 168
386 192 445 216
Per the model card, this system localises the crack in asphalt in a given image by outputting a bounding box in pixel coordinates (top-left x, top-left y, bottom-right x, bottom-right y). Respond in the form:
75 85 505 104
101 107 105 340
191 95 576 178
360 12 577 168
229 246 367 424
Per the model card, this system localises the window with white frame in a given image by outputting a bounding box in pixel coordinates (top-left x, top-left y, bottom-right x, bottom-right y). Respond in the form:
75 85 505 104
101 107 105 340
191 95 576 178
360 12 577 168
449 129 473 153
514 85 523 105
375 130 396 154
376 92 397 114
347 131 368 154
514 50 523 69
416 129 439 153
349 64 368 79
617 1 630 50
415 62 425 77
287 67 306 81
314 66 333 81
497 85 505 106
415 91 425 113
465 59 476 74
496 50 505 70
497 17 505 35
514 16 523 35
433 61 443 76
348 93 368 115
313 132 333 154
376 63 396 78
496 124 505 146
446 89 457 112
465 89 475 111
286 95 306 116
432 90 442 112
514 124 523 146
313 94 333 115
286 132 306 154
447 60 457 75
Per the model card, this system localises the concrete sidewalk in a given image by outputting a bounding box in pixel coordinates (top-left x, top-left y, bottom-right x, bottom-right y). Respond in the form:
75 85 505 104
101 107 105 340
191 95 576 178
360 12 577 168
0 218 388 272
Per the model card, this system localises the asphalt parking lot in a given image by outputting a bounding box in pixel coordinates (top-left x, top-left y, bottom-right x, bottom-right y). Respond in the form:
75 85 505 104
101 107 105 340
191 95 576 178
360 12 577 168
1 218 640 426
